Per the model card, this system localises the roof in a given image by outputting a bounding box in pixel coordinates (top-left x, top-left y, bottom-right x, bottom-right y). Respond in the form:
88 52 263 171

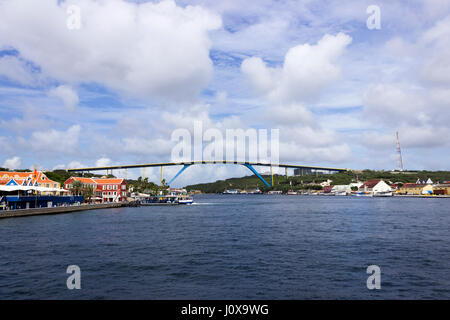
0 171 58 185
362 179 382 188
93 178 124 184
403 183 426 188
65 177 124 184
66 177 97 184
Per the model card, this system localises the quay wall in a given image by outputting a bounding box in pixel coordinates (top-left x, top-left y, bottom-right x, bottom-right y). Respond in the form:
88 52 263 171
0 203 125 220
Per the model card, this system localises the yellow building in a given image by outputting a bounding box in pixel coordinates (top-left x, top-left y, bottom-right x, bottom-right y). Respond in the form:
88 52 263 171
398 183 431 195
433 184 450 195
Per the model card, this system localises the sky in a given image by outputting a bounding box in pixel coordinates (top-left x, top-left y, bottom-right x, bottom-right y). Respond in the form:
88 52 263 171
0 0 449 186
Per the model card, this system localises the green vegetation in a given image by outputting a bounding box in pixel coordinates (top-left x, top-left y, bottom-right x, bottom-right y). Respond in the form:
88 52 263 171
44 170 108 185
43 170 167 195
126 176 168 195
185 170 450 193
68 180 94 202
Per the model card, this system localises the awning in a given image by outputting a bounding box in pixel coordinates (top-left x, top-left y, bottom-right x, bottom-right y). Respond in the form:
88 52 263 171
0 186 69 192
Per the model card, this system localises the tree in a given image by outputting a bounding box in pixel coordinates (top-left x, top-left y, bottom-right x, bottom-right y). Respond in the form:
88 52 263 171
70 180 83 196
82 185 94 203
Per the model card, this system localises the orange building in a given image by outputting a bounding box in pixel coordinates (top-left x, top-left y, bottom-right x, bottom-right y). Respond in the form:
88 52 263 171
0 170 60 194
64 177 127 203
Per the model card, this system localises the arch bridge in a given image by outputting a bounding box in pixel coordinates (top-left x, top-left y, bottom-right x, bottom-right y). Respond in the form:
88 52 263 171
67 161 349 188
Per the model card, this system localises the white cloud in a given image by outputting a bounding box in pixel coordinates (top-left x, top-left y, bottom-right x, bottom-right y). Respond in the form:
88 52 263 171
0 0 221 102
0 55 37 85
29 125 81 154
363 83 429 126
265 103 316 126
2 156 21 169
240 33 353 165
361 15 450 154
48 85 79 111
95 157 112 167
241 33 352 103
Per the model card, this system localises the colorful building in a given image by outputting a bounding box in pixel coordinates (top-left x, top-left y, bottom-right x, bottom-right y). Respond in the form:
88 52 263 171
0 170 60 195
359 179 392 194
433 184 450 195
64 177 127 203
398 183 433 195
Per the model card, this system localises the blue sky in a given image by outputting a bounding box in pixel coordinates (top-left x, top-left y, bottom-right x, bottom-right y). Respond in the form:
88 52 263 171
0 0 449 186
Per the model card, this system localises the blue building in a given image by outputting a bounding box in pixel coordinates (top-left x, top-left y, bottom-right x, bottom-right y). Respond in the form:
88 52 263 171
0 195 84 210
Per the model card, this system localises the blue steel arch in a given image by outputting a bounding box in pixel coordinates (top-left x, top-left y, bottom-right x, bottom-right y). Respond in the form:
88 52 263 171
67 161 349 188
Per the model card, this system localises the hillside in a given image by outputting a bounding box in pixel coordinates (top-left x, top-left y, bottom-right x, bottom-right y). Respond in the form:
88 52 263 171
185 170 450 193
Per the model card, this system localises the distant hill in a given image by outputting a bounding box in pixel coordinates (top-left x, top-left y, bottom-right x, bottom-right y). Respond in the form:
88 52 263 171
185 170 450 193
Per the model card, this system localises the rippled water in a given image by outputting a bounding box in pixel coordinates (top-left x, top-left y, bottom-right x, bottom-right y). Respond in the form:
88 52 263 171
0 194 449 299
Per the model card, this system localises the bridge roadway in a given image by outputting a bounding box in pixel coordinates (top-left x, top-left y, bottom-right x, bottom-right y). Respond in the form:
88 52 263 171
67 161 349 188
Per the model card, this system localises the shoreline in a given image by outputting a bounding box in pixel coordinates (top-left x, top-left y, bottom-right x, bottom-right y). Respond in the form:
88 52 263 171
0 202 125 220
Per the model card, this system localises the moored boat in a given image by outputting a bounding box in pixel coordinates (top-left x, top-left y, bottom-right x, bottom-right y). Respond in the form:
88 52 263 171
373 191 393 197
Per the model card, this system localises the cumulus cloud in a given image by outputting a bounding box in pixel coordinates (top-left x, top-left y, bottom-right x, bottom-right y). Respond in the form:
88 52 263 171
2 156 21 169
0 0 221 101
95 157 112 167
279 142 351 163
240 33 353 165
0 55 37 85
363 84 429 126
361 15 450 153
29 125 81 154
48 85 79 111
241 33 352 103
265 104 316 126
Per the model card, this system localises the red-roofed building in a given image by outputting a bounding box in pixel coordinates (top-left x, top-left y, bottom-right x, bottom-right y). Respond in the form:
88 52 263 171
359 179 392 194
0 170 60 194
64 177 127 203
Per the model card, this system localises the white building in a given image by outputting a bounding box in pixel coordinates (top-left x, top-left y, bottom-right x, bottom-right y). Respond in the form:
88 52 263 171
360 179 392 195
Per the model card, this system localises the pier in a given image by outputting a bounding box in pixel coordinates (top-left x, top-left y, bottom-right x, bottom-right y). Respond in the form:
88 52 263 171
0 202 125 220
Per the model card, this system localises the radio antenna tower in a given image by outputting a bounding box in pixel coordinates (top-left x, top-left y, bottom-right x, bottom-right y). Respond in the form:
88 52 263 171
396 131 404 171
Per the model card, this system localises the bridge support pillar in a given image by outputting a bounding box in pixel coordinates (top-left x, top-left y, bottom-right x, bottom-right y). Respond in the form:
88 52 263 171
271 166 274 187
243 164 271 188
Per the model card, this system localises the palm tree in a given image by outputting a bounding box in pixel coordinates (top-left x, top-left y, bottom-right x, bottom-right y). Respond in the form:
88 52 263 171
82 185 94 203
70 180 83 196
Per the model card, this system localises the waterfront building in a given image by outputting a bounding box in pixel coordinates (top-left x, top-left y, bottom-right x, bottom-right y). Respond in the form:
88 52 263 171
349 182 363 189
0 170 61 195
168 188 188 196
433 184 450 195
415 178 434 185
320 179 333 188
331 185 351 195
360 179 392 194
64 177 127 203
398 183 431 195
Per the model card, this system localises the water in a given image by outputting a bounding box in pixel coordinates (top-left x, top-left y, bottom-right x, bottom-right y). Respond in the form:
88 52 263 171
0 194 449 299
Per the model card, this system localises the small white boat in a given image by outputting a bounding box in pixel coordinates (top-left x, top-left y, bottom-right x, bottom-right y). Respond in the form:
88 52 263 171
223 189 239 194
178 197 194 204
373 191 393 197
354 192 373 197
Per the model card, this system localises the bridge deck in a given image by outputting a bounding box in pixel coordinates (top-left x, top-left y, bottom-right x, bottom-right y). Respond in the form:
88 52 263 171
67 160 349 172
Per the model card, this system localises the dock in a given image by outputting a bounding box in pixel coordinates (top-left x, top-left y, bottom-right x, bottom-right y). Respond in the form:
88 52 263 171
0 202 125 220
